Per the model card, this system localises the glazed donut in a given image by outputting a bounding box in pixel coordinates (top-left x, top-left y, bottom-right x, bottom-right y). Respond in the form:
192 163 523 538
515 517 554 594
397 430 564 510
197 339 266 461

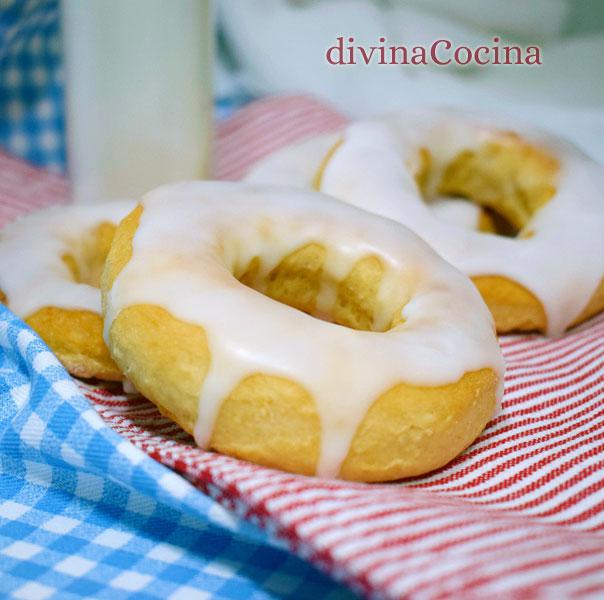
101 181 504 481
0 201 135 380
246 110 604 335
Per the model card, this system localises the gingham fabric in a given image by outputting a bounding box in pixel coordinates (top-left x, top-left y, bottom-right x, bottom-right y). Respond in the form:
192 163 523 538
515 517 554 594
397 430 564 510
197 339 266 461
0 0 65 173
0 306 353 600
1 94 604 599
0 0 252 173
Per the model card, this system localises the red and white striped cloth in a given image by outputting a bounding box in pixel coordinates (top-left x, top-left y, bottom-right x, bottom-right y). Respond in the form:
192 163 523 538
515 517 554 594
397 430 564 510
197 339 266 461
0 150 69 229
2 95 604 599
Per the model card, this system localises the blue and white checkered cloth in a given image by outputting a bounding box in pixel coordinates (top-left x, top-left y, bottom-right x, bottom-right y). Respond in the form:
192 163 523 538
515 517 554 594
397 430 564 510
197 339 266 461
0 0 254 174
0 304 353 599
0 0 65 173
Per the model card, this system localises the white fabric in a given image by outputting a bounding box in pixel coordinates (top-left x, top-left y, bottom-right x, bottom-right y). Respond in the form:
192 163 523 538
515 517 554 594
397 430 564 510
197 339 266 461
216 0 604 162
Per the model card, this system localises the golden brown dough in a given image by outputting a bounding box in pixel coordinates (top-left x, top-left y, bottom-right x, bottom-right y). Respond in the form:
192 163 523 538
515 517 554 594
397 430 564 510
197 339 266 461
26 307 121 380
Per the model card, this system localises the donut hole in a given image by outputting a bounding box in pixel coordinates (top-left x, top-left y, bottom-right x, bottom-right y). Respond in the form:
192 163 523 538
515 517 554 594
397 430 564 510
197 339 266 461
62 222 116 287
414 133 559 237
235 243 405 333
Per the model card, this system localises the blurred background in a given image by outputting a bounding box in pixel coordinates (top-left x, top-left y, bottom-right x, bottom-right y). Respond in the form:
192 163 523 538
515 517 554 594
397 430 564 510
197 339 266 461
2 0 604 179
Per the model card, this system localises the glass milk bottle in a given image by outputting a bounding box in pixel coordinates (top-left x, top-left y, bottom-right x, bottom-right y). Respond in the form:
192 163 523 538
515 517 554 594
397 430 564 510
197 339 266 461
61 0 212 202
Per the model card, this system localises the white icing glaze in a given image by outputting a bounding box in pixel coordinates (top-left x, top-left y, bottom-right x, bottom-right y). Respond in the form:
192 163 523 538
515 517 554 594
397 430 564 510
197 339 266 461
0 201 135 318
122 378 138 395
246 109 604 335
104 181 503 478
429 198 482 230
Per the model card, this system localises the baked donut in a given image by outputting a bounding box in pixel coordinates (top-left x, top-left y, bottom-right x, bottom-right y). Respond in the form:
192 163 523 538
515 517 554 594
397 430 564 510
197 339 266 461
0 201 134 380
246 110 604 335
102 181 504 481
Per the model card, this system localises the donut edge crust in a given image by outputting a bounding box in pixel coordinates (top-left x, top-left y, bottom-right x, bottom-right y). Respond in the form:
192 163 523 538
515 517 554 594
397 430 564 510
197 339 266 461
26 307 122 381
472 275 604 334
472 275 547 333
103 204 500 481
0 298 121 382
570 278 604 328
339 367 498 482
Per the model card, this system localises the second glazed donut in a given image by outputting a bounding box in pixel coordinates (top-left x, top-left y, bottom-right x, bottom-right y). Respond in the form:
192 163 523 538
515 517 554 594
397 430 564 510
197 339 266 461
246 110 604 335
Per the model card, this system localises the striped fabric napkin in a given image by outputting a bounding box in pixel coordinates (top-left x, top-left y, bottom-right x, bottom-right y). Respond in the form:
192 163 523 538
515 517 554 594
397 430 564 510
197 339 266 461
2 95 604 599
